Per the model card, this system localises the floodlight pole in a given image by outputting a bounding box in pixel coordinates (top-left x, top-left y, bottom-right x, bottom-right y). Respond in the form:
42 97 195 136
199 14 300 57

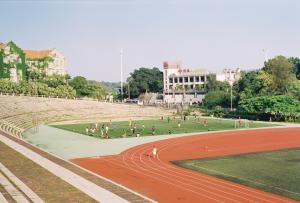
230 83 233 111
120 48 123 101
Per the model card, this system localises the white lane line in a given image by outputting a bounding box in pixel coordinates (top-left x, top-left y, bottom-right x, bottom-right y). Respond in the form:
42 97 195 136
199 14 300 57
0 163 44 203
0 134 128 203
130 144 242 202
156 137 299 201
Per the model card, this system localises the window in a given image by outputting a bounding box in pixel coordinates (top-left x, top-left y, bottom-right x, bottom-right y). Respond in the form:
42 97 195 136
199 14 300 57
169 78 173 83
201 76 205 82
174 78 178 83
195 77 200 82
184 77 188 82
190 77 194 82
179 77 183 83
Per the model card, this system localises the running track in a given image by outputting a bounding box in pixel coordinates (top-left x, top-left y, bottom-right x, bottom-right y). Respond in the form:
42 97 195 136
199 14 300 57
72 128 300 202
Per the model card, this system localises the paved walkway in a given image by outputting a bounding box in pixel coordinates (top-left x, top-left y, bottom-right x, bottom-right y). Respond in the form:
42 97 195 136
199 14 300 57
0 192 8 203
1 131 152 203
0 163 43 203
0 133 129 203
0 171 29 202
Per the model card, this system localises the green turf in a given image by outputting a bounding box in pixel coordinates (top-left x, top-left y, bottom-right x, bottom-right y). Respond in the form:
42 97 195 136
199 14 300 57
51 117 276 139
173 148 300 201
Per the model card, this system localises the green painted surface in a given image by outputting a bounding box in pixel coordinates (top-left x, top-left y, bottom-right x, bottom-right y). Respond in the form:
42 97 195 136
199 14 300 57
22 118 276 160
174 148 300 201
23 125 206 159
51 117 275 139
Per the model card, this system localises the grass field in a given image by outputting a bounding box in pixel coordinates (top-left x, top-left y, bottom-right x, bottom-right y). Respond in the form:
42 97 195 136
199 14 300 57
51 117 277 139
174 148 300 201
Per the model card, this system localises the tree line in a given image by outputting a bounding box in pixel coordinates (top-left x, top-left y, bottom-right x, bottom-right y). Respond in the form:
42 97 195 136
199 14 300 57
203 56 300 122
0 73 107 99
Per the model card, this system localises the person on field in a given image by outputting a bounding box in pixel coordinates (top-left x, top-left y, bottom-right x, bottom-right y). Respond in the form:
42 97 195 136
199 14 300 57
129 119 132 127
152 146 157 158
121 129 127 138
203 118 207 127
167 116 170 123
105 125 109 138
85 127 89 135
142 124 145 131
152 126 155 135
178 121 181 128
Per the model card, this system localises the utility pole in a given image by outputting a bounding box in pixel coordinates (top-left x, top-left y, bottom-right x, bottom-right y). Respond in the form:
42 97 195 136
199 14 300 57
230 82 233 111
120 48 123 101
128 81 130 100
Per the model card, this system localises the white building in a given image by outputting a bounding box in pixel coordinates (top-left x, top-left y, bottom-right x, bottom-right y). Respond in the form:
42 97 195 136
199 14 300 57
216 68 241 85
0 42 66 82
24 48 66 76
163 61 209 104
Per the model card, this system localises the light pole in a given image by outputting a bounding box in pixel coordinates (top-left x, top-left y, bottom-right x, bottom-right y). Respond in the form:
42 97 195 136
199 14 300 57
128 81 130 100
229 81 233 111
120 48 123 101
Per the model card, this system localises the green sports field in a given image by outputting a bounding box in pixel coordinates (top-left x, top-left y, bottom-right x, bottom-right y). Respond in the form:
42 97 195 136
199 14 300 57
174 148 300 201
51 117 276 139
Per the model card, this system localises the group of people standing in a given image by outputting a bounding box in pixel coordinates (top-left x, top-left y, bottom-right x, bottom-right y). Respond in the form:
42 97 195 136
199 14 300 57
85 122 110 138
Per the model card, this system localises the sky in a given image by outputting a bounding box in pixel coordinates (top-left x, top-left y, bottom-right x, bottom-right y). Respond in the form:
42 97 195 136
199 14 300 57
1 0 300 82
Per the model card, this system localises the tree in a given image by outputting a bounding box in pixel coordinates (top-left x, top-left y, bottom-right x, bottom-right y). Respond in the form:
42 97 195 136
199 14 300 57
69 76 88 96
203 90 231 109
262 56 294 94
206 74 230 92
236 70 272 101
239 95 300 121
289 57 300 80
125 67 163 98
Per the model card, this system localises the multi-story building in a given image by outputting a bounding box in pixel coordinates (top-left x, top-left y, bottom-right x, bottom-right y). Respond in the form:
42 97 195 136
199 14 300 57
163 61 209 104
163 61 242 104
0 41 66 82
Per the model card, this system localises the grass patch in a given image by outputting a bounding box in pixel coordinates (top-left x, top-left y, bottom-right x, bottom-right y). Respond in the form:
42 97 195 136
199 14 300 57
51 117 277 139
173 148 300 200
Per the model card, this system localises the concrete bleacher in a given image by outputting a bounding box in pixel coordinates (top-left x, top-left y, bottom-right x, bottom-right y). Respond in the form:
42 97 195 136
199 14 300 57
0 95 173 137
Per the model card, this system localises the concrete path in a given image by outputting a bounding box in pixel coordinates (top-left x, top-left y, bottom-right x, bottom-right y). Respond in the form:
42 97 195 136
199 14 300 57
0 163 43 203
0 170 29 203
0 133 129 203
0 192 8 203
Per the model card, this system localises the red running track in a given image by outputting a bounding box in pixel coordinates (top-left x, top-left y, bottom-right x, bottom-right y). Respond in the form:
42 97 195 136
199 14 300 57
72 128 300 203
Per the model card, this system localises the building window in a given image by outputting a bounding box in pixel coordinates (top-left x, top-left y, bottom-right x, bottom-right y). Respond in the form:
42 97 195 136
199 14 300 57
184 77 188 82
190 85 193 89
179 77 183 83
190 77 194 82
201 76 205 82
195 77 200 82
174 78 178 83
169 78 173 83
